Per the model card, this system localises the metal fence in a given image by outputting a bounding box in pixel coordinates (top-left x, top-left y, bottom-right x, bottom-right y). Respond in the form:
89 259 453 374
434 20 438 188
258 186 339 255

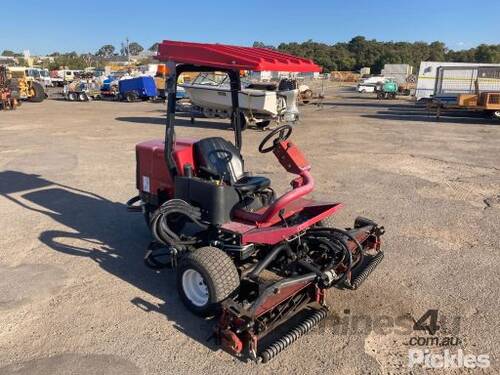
435 66 500 96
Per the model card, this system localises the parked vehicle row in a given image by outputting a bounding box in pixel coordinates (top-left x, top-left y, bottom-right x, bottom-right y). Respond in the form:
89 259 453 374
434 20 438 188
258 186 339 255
63 76 160 102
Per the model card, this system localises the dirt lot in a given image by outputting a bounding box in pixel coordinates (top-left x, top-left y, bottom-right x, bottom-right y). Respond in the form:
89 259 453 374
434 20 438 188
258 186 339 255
1 87 499 374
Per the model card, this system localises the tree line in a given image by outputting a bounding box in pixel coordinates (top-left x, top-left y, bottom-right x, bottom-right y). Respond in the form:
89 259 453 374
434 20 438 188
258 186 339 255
255 36 500 73
3 37 500 72
1 42 159 70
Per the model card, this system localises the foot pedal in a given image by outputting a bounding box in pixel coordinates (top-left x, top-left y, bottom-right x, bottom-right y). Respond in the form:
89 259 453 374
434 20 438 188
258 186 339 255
347 251 384 290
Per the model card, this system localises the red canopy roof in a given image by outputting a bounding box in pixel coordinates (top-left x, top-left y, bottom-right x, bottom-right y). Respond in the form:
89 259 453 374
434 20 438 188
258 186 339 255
157 40 322 73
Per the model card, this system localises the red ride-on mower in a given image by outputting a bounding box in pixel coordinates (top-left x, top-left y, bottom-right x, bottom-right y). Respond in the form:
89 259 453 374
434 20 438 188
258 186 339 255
127 41 385 362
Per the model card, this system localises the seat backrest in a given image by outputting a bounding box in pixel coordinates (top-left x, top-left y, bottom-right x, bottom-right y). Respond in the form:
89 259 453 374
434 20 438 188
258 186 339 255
194 137 244 183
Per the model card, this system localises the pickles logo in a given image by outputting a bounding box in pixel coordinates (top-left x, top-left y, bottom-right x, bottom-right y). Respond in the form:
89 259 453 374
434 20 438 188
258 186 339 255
408 349 490 369
408 310 490 369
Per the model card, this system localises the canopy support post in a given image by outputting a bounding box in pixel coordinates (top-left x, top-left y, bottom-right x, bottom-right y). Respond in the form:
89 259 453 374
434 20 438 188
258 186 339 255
229 70 242 151
165 60 178 176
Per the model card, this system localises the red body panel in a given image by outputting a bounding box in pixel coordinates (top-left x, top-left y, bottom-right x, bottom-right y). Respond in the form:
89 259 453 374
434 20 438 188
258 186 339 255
136 138 197 198
273 140 310 174
224 201 343 245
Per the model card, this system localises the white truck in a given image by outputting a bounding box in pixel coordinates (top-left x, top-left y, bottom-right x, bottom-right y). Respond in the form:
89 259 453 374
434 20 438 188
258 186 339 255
50 69 81 87
20 68 53 87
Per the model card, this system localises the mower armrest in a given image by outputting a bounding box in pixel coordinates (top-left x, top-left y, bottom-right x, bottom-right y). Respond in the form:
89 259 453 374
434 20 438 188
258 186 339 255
233 170 314 226
258 170 314 223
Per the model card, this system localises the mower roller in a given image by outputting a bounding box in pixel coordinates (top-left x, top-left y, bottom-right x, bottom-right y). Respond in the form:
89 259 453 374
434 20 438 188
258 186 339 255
128 40 385 362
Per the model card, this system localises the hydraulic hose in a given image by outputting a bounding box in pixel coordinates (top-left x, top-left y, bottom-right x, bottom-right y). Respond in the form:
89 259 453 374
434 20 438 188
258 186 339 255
151 199 208 249
246 242 292 280
302 229 354 286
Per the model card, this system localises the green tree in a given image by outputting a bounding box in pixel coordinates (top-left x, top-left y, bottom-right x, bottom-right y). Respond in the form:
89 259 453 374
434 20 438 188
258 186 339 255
428 41 447 61
253 41 275 50
474 44 500 63
95 44 115 57
148 42 160 52
257 38 500 72
48 53 88 70
128 42 144 56
1 50 17 56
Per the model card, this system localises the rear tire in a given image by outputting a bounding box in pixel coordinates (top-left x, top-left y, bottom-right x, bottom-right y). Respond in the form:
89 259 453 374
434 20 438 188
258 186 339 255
28 81 45 102
177 246 240 317
78 92 88 101
68 92 77 101
125 92 137 102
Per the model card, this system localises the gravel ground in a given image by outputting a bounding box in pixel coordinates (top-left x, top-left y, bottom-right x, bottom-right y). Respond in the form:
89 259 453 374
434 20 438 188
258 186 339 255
0 86 499 374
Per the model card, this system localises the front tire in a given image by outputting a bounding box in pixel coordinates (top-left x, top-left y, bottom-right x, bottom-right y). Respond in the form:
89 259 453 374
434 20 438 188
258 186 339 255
177 246 240 317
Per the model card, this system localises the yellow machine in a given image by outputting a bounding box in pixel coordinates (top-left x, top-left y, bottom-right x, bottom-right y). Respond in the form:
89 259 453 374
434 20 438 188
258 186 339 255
7 67 46 102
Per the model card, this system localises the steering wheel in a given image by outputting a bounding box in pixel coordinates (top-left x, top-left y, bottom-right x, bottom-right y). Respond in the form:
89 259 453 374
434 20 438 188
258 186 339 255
258 125 293 153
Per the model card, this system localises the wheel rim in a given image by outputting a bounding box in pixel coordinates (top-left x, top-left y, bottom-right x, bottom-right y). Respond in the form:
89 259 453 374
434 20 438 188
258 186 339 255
182 269 209 307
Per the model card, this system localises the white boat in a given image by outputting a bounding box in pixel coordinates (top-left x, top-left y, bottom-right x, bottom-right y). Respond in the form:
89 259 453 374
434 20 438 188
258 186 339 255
181 73 299 127
184 85 280 116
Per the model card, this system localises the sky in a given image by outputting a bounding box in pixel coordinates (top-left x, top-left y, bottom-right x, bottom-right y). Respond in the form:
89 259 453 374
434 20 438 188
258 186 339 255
1 0 499 55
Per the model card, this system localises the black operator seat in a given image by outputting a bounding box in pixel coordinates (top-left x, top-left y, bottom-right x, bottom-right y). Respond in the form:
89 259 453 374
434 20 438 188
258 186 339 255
194 137 270 194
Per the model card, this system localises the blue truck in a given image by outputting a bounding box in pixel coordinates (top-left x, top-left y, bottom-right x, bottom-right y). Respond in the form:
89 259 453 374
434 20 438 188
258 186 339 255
118 76 158 101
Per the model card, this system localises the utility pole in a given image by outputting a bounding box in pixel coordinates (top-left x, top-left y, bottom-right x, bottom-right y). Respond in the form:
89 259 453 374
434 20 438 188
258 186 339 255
121 37 130 65
126 37 130 65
